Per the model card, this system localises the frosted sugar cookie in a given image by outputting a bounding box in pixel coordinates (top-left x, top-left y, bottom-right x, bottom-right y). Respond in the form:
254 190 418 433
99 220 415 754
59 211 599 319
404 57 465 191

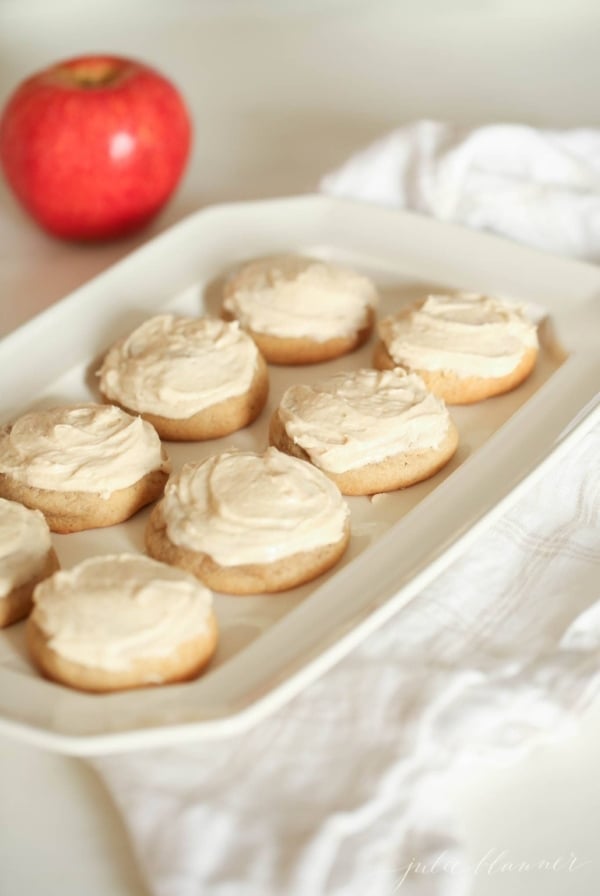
98 314 269 440
0 404 170 532
0 498 59 628
27 554 217 693
270 368 458 495
222 254 377 364
374 292 539 403
146 447 350 594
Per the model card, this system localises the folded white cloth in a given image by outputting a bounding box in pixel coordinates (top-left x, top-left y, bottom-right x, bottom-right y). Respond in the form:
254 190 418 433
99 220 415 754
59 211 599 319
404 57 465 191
322 120 600 260
93 123 600 896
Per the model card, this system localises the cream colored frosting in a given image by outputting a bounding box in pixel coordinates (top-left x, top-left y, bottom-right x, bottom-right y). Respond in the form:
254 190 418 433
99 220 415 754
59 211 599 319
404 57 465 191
31 554 213 672
162 448 349 565
0 405 168 496
0 498 52 598
223 255 378 341
278 368 451 473
98 314 260 419
379 293 538 378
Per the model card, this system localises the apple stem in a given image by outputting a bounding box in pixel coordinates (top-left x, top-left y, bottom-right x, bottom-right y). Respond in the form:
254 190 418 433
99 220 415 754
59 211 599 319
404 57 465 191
54 59 126 89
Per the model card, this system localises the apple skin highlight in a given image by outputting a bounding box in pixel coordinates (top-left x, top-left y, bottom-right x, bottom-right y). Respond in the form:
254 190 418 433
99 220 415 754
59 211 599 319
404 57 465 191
0 55 192 241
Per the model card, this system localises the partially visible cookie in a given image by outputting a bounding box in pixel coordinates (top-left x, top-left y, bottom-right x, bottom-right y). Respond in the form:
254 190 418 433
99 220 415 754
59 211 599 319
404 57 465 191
270 368 458 495
0 498 59 628
375 292 539 404
0 404 170 533
146 448 351 594
222 255 378 365
27 554 218 693
98 314 269 440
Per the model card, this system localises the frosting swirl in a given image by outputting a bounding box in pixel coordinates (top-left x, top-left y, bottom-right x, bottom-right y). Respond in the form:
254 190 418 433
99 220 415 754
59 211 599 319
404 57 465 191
162 448 350 565
0 404 168 495
0 498 52 598
379 293 538 378
223 255 378 341
278 368 452 473
99 315 260 418
31 554 214 671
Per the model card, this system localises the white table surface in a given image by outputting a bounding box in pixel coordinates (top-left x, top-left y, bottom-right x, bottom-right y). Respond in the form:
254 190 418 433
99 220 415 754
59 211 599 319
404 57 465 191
1 2 600 894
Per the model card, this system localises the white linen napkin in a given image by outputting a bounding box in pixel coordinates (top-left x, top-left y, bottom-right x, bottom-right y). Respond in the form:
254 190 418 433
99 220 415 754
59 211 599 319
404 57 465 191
93 122 600 896
321 120 600 260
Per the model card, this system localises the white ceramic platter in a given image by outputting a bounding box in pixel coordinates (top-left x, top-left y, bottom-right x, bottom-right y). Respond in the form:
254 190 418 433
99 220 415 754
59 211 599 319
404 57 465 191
1 196 599 755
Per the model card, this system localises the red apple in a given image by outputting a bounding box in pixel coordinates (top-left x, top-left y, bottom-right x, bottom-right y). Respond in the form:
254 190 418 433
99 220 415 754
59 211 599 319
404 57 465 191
0 55 192 240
